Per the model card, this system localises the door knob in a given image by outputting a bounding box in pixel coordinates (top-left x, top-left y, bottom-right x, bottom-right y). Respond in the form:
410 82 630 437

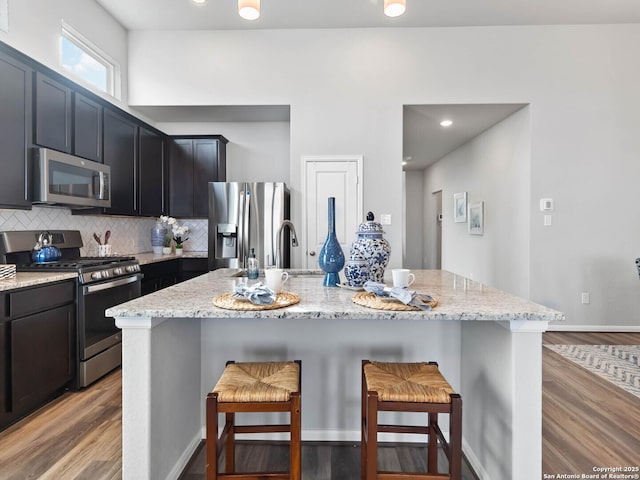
309 250 316 256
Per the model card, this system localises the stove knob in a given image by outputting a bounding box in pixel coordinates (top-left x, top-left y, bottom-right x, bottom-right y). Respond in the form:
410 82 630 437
126 265 136 273
91 271 102 280
114 267 123 275
102 270 109 278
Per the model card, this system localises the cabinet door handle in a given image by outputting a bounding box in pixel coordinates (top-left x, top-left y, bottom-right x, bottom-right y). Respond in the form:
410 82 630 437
309 251 316 256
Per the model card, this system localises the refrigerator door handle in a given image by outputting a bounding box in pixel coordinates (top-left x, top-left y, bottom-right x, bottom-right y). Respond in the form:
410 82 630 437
237 190 245 266
243 190 250 268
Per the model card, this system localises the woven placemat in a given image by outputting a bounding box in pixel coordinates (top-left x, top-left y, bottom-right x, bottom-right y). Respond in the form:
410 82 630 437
352 292 438 311
213 292 301 311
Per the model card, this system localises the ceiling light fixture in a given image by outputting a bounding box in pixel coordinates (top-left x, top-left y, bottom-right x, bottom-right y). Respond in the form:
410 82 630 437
440 119 453 127
384 0 406 18
191 0 206 4
238 0 260 20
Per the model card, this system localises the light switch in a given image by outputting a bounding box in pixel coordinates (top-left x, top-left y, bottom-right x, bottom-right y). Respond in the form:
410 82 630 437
380 214 392 225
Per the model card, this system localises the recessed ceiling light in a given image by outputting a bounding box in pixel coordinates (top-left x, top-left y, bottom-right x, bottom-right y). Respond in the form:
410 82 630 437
191 0 206 4
440 119 453 127
384 0 406 17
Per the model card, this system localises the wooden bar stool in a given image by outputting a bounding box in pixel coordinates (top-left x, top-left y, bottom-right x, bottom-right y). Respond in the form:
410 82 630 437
206 360 302 480
361 360 462 480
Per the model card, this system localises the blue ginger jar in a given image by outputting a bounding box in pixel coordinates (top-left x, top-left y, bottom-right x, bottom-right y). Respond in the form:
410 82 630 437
350 212 390 283
344 252 370 287
318 197 345 287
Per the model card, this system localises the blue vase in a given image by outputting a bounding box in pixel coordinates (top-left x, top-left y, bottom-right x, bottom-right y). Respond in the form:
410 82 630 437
318 197 345 287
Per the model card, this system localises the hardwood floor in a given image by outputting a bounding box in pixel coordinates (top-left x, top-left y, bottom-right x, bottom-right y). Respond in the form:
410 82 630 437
0 332 637 479
542 332 640 476
0 368 122 480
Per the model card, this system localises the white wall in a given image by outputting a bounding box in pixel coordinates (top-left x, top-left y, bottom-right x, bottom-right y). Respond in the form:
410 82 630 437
157 121 291 184
126 25 640 328
0 0 130 108
403 170 425 268
425 107 531 298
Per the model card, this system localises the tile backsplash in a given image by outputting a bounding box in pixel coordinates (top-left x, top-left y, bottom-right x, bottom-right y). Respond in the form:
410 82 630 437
0 206 208 256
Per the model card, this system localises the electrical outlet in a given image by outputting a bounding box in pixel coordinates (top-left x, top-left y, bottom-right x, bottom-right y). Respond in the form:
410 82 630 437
544 215 552 226
581 292 590 304
380 214 392 225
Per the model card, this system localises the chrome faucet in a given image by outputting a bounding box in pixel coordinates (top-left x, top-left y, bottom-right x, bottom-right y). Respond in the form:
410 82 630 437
276 220 299 268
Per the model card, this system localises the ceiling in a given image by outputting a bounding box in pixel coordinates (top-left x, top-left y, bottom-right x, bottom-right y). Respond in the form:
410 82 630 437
96 0 640 31
98 0 636 170
403 104 526 170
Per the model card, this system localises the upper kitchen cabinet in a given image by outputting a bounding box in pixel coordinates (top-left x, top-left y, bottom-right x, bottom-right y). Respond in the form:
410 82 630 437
73 93 102 162
169 136 227 218
139 127 165 216
103 108 138 216
34 72 72 153
0 51 32 209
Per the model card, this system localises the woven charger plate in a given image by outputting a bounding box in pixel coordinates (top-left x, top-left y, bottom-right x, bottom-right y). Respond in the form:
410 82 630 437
352 292 438 311
213 292 301 311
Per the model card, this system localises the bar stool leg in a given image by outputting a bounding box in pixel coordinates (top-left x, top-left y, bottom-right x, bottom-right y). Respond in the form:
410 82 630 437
290 392 302 480
361 361 368 480
225 412 235 473
366 391 378 480
206 393 218 480
450 394 463 480
428 412 438 473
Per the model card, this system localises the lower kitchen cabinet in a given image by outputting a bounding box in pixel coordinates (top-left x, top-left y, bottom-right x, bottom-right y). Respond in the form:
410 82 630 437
0 280 76 431
179 258 208 282
141 260 179 295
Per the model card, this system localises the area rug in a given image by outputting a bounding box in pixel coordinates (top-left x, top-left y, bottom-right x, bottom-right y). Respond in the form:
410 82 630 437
544 344 640 399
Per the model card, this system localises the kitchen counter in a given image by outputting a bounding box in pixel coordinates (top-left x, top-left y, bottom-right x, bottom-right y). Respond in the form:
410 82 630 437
108 268 563 322
133 251 207 266
0 271 77 292
110 269 564 480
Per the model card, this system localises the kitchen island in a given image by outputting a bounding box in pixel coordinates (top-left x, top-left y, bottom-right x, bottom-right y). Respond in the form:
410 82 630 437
108 269 564 480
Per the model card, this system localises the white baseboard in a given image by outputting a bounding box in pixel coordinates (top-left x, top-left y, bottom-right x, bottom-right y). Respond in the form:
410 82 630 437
546 324 640 332
208 428 451 443
462 437 491 480
166 433 202 480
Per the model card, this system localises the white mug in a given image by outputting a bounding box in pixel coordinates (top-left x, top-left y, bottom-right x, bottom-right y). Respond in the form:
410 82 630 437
392 269 415 288
265 268 289 293
98 244 112 257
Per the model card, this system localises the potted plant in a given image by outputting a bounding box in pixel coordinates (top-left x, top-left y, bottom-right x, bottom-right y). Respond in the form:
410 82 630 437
162 233 172 255
172 225 190 256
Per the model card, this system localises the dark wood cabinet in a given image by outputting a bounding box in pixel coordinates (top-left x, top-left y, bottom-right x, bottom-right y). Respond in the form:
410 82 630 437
179 258 208 282
140 260 178 295
11 304 74 414
0 51 32 209
103 108 138 216
34 72 72 153
139 127 165 216
0 280 75 431
169 136 227 218
73 92 102 162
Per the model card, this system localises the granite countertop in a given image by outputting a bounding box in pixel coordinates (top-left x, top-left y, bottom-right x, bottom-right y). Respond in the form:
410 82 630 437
134 251 208 266
107 268 565 323
0 272 78 292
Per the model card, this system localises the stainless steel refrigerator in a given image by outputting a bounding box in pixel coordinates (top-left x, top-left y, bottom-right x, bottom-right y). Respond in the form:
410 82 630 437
208 182 292 271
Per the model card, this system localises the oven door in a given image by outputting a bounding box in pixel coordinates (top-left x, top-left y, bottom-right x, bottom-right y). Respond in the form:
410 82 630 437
78 274 142 361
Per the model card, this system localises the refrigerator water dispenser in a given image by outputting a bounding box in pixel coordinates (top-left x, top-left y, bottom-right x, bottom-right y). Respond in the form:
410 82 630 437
216 223 237 259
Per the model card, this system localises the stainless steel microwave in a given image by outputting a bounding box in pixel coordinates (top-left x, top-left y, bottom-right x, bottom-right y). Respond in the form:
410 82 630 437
33 148 111 208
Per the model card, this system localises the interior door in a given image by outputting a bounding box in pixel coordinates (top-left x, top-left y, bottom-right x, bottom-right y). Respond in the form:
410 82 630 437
303 156 363 269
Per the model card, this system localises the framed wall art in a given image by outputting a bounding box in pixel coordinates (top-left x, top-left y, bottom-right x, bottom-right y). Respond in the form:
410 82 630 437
468 201 484 235
454 192 467 223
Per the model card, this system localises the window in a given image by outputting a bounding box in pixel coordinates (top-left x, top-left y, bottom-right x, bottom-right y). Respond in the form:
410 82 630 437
60 21 120 99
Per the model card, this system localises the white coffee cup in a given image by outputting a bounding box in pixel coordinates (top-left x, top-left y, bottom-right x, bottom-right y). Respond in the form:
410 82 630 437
265 268 289 293
392 269 415 288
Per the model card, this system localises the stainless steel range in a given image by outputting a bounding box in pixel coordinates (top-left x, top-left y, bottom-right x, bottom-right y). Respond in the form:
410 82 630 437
0 230 142 388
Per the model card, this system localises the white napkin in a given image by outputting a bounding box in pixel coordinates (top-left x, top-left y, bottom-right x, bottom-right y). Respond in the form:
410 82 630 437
363 281 434 311
233 281 276 305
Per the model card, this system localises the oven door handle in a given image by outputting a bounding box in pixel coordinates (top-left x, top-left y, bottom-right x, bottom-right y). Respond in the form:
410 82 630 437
83 274 142 294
